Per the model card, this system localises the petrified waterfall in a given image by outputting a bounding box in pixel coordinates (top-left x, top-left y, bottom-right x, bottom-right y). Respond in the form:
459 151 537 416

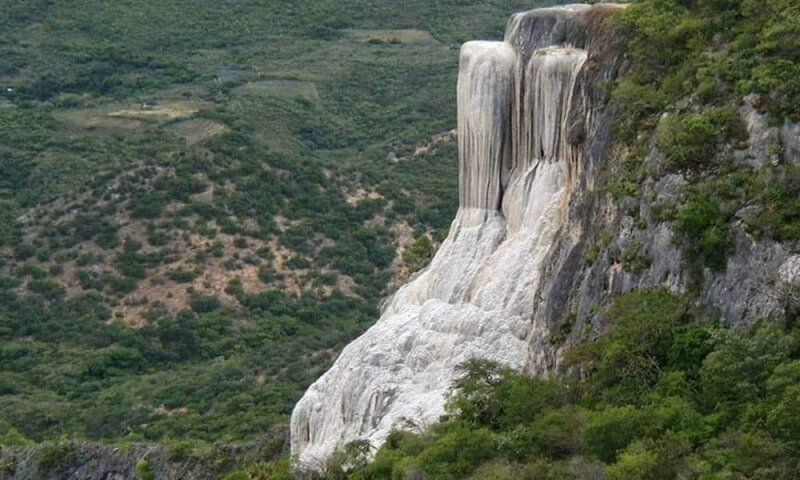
291 4 624 469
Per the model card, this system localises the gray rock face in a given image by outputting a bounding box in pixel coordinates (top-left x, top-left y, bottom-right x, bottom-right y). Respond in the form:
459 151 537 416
735 94 781 167
779 254 800 285
0 431 287 480
782 120 800 165
704 229 786 326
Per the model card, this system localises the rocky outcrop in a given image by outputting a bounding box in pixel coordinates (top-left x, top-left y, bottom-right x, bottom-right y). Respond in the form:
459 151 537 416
528 93 800 376
290 3 629 470
0 430 287 480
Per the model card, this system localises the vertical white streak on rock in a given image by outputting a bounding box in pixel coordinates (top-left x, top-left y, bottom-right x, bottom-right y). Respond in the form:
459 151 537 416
457 41 515 223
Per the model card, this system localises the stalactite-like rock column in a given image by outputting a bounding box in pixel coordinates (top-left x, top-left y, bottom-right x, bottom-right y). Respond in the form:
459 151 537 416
290 4 625 471
457 41 515 225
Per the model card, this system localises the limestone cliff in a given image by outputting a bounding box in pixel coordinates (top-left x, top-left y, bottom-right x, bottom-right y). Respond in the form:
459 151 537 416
290 3 629 469
291 1 800 471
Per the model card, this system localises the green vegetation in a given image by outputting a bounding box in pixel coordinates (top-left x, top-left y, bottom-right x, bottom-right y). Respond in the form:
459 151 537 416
222 456 293 480
0 0 546 449
655 107 747 172
402 234 434 272
670 161 800 279
0 422 33 447
745 165 800 241
614 0 800 136
335 289 800 479
37 443 79 474
135 458 156 480
607 0 800 275
673 191 732 274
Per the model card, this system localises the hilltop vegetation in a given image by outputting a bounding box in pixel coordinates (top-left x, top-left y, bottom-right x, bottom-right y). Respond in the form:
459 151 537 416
0 0 541 446
610 0 800 280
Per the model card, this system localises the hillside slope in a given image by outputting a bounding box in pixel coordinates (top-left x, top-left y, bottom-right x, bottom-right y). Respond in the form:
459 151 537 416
0 0 548 449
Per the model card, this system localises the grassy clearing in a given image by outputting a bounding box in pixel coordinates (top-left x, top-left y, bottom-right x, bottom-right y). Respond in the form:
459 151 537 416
344 29 439 44
166 118 229 145
232 80 320 100
108 101 209 120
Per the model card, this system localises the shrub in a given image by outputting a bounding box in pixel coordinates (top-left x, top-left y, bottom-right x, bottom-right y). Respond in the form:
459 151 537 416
414 426 496 478
37 443 78 473
190 295 221 314
699 325 791 423
167 268 198 283
285 256 311 270
135 458 155 480
26 279 66 300
131 192 168 219
84 346 143 379
583 406 651 463
612 79 670 141
673 192 732 274
326 440 372 479
746 165 800 242
403 234 434 272
14 243 36 261
605 433 692 480
0 425 33 446
566 289 697 403
656 107 746 172
446 359 562 430
107 275 139 295
689 430 795 479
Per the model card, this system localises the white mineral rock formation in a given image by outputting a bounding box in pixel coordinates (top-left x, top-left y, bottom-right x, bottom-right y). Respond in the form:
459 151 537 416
291 4 620 470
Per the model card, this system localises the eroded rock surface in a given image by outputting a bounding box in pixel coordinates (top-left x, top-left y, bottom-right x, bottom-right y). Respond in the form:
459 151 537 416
290 1 795 470
290 4 627 469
